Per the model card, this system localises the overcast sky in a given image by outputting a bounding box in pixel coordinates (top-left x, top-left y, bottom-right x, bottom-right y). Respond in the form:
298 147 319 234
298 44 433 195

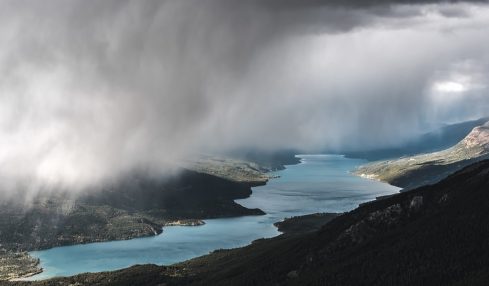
1 0 489 192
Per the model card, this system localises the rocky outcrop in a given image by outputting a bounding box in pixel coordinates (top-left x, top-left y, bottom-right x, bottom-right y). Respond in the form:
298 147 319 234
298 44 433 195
460 122 489 150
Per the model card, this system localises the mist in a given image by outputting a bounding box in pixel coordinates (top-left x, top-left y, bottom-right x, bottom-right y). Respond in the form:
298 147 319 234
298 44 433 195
1 0 489 193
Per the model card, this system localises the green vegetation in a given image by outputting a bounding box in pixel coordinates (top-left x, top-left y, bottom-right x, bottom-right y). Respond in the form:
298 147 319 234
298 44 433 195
0 169 266 280
0 249 40 281
184 156 271 184
274 213 338 235
0 153 299 281
9 160 489 286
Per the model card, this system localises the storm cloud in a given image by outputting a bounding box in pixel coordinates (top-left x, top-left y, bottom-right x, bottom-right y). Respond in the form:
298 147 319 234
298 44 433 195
1 0 489 191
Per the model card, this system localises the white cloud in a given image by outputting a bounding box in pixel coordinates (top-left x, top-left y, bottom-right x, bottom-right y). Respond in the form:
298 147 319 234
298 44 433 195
433 81 467 93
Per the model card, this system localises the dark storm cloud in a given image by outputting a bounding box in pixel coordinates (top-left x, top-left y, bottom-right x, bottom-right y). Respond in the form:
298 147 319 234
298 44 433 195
1 0 489 193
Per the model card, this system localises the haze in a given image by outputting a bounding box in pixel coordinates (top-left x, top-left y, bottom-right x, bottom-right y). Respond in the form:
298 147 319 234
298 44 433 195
1 0 489 192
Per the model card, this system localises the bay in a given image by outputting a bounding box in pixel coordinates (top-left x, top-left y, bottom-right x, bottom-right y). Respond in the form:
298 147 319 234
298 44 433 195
28 154 399 280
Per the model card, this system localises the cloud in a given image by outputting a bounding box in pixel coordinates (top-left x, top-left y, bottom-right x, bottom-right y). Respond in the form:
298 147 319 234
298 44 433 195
0 0 489 193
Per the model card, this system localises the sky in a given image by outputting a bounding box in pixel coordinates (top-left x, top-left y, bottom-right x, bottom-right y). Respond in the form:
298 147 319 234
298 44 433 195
1 0 489 192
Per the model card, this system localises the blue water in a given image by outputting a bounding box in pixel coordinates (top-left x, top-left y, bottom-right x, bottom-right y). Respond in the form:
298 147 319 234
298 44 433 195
28 155 399 280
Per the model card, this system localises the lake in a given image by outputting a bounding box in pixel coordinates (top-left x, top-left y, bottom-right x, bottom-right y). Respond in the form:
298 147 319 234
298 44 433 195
28 154 400 280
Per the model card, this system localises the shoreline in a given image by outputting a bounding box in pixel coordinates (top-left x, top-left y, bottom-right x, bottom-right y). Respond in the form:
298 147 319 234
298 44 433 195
28 154 393 281
4 155 300 281
8 269 43 282
7 154 401 283
0 250 42 281
10 160 489 285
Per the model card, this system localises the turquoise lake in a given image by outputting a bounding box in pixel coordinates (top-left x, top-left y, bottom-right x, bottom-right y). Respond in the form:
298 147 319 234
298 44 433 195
28 154 400 280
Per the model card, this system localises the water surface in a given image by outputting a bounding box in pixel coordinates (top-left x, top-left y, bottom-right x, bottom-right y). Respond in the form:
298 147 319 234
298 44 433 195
29 155 399 279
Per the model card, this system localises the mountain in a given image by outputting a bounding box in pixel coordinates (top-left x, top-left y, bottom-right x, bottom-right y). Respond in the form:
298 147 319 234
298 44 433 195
0 169 265 280
10 159 489 286
0 152 302 281
356 120 489 189
345 117 489 161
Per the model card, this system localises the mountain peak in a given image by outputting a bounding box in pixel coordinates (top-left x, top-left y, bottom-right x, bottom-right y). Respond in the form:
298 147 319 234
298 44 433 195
461 121 489 149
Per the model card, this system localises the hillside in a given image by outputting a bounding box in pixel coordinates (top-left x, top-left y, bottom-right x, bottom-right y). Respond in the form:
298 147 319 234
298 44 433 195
0 169 264 280
183 156 270 184
9 159 489 286
344 117 489 161
356 121 489 189
0 152 302 280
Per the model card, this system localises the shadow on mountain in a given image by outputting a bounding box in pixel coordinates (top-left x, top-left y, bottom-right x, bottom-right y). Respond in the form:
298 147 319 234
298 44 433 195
11 159 489 286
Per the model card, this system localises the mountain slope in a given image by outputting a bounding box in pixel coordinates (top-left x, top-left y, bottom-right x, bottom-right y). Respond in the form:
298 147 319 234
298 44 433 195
0 170 264 253
356 121 489 189
0 169 266 280
345 117 489 161
10 159 489 286
0 152 303 280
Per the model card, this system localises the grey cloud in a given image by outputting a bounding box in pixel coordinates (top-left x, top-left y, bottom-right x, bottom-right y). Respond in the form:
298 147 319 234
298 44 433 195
0 0 489 193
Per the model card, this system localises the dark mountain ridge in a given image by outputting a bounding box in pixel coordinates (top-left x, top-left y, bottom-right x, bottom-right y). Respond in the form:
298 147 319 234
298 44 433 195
10 159 489 286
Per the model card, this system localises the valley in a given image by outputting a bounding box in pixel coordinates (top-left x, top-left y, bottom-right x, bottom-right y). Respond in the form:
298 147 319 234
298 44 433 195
0 157 280 280
7 159 489 286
